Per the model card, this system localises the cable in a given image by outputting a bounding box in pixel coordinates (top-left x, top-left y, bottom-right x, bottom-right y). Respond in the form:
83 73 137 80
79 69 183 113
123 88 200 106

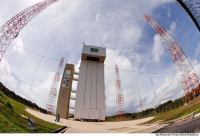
61 0 68 59
0 11 55 82
27 0 84 100
54 1 63 58
11 42 177 75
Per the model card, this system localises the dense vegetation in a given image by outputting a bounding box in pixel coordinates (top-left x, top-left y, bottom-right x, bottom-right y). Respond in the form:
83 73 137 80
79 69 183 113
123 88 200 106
0 82 40 110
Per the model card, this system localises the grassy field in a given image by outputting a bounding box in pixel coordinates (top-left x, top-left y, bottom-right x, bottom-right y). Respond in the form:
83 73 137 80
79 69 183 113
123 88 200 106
0 92 62 133
146 96 200 124
106 96 200 123
106 117 131 122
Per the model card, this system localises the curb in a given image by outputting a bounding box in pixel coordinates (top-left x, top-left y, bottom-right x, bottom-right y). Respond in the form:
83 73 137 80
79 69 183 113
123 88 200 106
51 126 68 133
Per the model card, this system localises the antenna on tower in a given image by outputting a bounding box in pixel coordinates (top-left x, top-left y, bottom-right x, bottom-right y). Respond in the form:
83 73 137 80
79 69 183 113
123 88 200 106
115 64 126 120
138 90 143 112
147 68 157 108
46 57 64 114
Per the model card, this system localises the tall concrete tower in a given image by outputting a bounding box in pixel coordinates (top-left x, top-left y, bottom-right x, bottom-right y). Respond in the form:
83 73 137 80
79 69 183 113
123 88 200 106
74 44 106 121
56 64 75 119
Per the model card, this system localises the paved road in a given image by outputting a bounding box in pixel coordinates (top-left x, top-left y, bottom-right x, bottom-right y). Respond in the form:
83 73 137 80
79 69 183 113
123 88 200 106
153 117 200 133
25 108 167 133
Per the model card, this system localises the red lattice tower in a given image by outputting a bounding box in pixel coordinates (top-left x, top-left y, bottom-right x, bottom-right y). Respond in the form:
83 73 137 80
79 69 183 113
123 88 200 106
138 90 143 112
0 0 58 61
143 13 199 103
147 68 157 107
154 92 157 108
115 65 126 120
46 57 64 114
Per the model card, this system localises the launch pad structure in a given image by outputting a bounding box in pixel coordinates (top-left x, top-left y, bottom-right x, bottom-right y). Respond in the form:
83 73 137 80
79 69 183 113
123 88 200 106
74 44 106 121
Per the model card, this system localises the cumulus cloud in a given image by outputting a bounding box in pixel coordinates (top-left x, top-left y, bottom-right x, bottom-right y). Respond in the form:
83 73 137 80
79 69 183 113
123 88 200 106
0 58 17 89
167 7 171 18
144 70 182 108
95 13 100 21
20 82 30 98
19 72 56 108
12 36 26 55
167 21 176 37
144 58 200 108
167 12 171 18
195 42 200 57
104 48 133 115
152 34 165 62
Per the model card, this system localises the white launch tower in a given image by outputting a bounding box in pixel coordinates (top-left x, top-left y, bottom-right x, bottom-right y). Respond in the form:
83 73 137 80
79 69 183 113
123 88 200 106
74 44 106 121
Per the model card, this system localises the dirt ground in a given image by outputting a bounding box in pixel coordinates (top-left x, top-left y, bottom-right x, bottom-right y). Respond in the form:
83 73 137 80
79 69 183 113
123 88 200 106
25 108 168 133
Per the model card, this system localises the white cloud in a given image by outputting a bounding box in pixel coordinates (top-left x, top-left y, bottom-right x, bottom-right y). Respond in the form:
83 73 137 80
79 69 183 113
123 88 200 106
122 25 142 46
152 34 165 62
145 59 200 108
0 58 17 89
104 49 133 114
167 7 171 18
145 70 182 107
167 12 171 18
167 21 176 37
19 72 56 108
20 82 30 98
12 36 26 55
95 13 100 21
195 42 200 57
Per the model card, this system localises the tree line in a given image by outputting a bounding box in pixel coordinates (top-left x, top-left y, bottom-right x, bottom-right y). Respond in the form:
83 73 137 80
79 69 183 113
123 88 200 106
107 96 186 120
0 82 40 110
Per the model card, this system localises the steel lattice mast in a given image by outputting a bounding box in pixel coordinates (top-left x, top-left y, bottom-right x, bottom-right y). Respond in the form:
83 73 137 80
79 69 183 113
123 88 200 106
115 65 126 120
143 13 199 103
46 57 64 114
147 68 157 107
138 90 143 112
154 92 157 108
0 0 58 61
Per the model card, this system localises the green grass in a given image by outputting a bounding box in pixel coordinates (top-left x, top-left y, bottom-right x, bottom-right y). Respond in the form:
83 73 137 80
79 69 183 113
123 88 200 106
106 96 200 123
0 92 62 133
146 96 200 124
106 118 128 122
105 116 151 122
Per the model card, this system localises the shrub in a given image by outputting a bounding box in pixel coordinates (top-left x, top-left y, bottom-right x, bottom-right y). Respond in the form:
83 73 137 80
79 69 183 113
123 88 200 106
6 101 12 109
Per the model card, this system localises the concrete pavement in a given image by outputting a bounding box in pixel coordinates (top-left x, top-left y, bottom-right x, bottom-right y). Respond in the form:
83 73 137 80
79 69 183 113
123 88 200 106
25 108 167 133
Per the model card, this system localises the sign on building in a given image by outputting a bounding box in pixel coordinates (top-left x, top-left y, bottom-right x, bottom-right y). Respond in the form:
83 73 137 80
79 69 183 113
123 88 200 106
90 48 98 53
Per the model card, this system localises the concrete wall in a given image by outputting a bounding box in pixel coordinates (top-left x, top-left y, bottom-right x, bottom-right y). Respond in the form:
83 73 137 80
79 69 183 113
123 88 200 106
56 64 75 119
74 60 105 120
82 45 106 57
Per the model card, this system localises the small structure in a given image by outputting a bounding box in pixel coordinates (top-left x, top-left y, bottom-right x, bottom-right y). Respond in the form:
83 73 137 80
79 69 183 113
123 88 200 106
27 117 36 131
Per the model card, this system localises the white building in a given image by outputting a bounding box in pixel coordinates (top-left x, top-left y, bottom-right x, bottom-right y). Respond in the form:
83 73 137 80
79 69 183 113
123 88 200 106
74 44 106 121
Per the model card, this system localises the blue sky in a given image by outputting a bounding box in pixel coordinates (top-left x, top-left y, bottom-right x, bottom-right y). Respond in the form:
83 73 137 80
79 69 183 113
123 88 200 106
0 0 200 116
